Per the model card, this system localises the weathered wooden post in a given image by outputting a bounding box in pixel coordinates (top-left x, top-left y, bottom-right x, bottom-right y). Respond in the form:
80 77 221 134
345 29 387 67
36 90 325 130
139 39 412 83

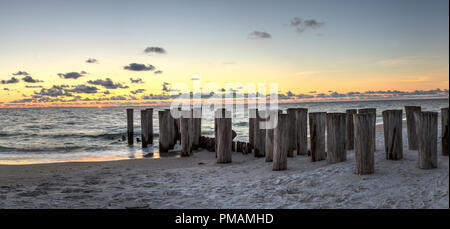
180 110 192 156
405 106 421 150
414 111 438 169
146 108 153 144
345 109 357 150
192 107 202 150
158 110 171 152
173 107 181 142
126 108 134 145
327 113 347 164
354 112 376 175
382 110 403 160
140 109 149 147
249 108 256 153
265 110 282 162
287 108 297 157
254 110 266 157
215 109 232 163
295 108 308 155
273 113 289 171
358 108 376 151
309 112 326 162
441 107 449 156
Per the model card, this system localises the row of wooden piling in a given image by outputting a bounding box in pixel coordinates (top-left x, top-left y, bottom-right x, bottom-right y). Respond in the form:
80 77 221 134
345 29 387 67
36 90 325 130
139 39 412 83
125 106 449 174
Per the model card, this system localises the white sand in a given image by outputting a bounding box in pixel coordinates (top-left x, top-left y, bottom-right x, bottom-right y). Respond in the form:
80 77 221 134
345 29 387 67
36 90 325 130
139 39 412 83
0 125 448 209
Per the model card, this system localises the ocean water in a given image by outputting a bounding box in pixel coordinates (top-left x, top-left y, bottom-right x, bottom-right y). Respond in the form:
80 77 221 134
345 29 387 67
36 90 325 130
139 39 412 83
0 99 448 164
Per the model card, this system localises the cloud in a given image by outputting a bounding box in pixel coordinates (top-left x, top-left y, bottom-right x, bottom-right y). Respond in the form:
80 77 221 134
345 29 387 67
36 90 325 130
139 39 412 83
191 77 200 81
249 31 272 39
58 71 87 79
87 78 129 89
103 90 111 95
130 78 144 84
154 70 163 74
34 85 72 97
86 58 98 64
22 75 43 83
144 47 166 54
1 77 19 84
3 88 9 91
124 63 155 71
130 89 146 94
12 71 30 76
378 56 419 66
25 85 43 88
66 85 99 94
288 17 325 33
162 82 171 93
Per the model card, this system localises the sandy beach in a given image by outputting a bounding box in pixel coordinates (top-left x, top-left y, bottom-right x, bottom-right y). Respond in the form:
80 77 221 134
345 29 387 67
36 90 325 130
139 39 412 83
0 123 448 209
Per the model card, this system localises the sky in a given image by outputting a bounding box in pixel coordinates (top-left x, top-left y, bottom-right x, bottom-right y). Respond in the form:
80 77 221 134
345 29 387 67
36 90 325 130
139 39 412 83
0 0 448 107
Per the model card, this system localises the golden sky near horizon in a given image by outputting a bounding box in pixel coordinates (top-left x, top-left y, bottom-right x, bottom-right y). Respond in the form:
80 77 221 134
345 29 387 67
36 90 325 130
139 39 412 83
0 0 448 107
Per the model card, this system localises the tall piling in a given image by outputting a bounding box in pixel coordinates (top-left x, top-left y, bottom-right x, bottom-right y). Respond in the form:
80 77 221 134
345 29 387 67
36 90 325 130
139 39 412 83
295 108 308 155
273 113 289 171
345 109 357 150
309 112 326 162
405 106 421 150
441 107 449 156
382 110 403 160
354 112 376 175
414 111 438 169
127 108 133 145
326 113 347 164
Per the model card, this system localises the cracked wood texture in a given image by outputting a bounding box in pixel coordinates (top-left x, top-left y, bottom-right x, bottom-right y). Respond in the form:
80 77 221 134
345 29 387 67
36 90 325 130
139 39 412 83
382 110 403 160
327 113 347 164
354 113 376 175
414 111 438 169
405 106 421 150
309 112 326 162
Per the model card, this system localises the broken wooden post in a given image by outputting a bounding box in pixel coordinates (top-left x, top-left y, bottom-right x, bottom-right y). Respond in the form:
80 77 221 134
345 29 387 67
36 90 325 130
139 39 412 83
180 110 192 156
158 110 171 152
358 108 376 151
146 108 153 144
249 108 257 153
215 109 232 163
354 112 376 175
405 106 421 150
295 108 308 155
309 112 326 162
273 113 289 171
140 109 149 148
441 107 449 156
414 111 438 169
345 109 357 150
326 113 347 164
382 110 403 160
287 108 297 157
126 108 134 145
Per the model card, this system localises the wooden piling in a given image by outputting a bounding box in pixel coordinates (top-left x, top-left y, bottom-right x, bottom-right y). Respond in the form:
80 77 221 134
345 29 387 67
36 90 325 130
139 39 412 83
405 106 421 150
146 108 153 144
354 112 376 175
441 107 449 156
249 108 257 153
140 110 149 148
345 109 357 150
158 110 171 152
286 108 297 157
180 110 192 156
254 110 266 157
126 108 133 145
215 109 232 163
273 114 289 171
309 112 326 162
265 110 282 162
295 108 308 155
358 108 376 151
326 113 347 164
382 110 403 160
414 111 438 169
192 108 202 150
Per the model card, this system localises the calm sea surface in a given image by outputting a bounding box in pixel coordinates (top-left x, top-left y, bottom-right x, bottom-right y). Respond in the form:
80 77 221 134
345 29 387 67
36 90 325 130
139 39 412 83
0 99 448 164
